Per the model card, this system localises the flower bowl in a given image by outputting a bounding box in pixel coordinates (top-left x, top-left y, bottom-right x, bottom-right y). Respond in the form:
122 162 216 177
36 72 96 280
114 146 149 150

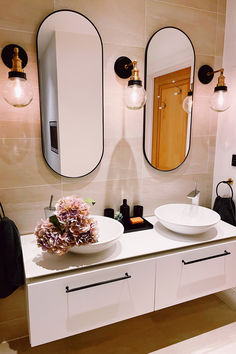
69 215 124 254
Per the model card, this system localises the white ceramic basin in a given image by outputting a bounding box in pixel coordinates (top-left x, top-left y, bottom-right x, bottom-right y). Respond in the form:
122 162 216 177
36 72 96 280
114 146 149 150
154 204 220 235
69 215 124 254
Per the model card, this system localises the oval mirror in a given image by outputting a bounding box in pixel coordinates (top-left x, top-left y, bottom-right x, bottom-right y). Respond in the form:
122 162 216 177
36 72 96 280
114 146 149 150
144 27 195 171
37 10 104 177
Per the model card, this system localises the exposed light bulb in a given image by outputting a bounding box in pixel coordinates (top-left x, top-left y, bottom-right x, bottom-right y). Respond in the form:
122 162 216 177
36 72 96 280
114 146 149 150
209 89 230 112
3 77 33 107
182 93 193 113
124 84 147 110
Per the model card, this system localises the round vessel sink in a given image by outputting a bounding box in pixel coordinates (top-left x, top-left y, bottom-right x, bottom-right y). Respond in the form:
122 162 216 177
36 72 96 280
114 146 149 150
69 215 124 254
154 204 220 235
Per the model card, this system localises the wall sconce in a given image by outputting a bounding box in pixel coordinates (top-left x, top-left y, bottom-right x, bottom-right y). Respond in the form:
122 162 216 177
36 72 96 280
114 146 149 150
1 44 33 107
114 56 146 110
198 65 230 112
182 84 193 114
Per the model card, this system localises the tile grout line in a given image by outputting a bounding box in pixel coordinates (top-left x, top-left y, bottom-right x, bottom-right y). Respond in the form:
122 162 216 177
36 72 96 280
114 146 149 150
0 183 62 191
151 0 223 15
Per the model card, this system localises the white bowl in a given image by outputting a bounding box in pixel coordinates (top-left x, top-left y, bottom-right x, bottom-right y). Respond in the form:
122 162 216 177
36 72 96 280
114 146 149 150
69 215 124 254
154 203 220 235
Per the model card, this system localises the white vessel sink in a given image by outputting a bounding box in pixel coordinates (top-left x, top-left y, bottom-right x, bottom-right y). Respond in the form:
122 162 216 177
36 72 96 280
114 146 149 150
70 215 124 254
154 204 220 235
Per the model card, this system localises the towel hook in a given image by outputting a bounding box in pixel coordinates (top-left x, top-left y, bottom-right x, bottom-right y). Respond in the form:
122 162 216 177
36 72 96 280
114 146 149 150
216 180 234 198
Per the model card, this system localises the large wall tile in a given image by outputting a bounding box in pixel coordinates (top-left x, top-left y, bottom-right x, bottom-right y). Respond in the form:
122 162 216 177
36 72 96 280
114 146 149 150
0 0 54 32
0 139 60 188
217 0 226 14
151 0 218 12
194 55 217 97
0 28 35 52
192 97 218 137
146 0 217 55
216 14 226 56
0 90 40 139
0 184 62 234
182 136 210 175
104 44 145 139
61 137 143 184
62 178 142 216
141 173 212 215
54 0 145 47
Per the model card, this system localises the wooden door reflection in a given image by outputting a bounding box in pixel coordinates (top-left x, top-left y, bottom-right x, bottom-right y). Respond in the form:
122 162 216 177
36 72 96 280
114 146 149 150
152 67 191 170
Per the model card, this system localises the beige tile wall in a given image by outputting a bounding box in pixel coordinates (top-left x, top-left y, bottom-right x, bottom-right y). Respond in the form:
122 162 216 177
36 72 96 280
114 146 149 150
0 0 225 341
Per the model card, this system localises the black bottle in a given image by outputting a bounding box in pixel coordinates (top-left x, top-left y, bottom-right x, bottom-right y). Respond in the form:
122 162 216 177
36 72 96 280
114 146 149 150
120 199 130 226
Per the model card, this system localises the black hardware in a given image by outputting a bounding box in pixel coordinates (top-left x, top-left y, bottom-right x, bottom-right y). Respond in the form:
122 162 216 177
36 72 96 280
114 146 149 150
216 180 233 199
232 155 236 167
1 44 28 69
182 250 231 265
66 272 131 293
114 56 133 79
198 65 214 84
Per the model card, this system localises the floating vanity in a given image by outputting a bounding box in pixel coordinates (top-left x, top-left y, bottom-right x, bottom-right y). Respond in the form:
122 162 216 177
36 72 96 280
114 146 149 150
21 216 236 347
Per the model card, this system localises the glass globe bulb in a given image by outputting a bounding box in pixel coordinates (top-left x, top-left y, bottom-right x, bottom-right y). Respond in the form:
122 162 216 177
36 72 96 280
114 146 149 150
3 77 33 107
182 95 193 113
209 89 230 112
124 84 147 110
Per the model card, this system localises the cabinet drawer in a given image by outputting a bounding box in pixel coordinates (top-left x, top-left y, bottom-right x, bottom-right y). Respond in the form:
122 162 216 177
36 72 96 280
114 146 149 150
27 258 155 346
155 240 236 310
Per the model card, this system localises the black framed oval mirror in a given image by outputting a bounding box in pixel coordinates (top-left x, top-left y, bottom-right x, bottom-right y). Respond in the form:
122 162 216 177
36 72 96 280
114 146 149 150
37 10 104 177
143 27 195 171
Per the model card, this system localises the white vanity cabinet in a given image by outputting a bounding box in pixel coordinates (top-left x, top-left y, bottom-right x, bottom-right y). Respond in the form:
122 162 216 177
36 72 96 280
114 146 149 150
27 258 156 346
21 219 236 347
155 240 236 310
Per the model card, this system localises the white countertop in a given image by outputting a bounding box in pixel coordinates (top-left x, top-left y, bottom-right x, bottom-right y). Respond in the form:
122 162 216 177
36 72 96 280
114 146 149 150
21 217 236 281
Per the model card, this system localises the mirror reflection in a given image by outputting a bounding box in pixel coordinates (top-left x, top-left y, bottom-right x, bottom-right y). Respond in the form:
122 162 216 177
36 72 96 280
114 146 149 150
144 27 195 171
37 10 104 177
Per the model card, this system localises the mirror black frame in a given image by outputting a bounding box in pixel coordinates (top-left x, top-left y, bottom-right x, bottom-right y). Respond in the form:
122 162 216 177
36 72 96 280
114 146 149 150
143 26 196 172
36 9 104 178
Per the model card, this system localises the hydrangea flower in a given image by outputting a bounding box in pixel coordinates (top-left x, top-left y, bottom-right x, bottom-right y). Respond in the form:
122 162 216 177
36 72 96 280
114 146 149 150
34 196 98 255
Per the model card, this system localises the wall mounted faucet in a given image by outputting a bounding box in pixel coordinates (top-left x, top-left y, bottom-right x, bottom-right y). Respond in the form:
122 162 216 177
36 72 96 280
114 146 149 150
187 183 200 205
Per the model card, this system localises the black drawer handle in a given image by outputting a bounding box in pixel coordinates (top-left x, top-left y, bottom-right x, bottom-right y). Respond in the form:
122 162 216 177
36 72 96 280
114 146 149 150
66 272 131 293
182 250 231 265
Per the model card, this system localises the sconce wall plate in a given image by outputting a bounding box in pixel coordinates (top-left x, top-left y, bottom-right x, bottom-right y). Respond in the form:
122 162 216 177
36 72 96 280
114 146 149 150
1 44 28 69
198 65 214 84
114 56 133 79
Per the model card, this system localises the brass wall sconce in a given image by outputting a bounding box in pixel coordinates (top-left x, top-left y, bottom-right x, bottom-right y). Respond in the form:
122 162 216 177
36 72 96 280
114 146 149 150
114 56 146 110
1 44 33 107
198 65 230 112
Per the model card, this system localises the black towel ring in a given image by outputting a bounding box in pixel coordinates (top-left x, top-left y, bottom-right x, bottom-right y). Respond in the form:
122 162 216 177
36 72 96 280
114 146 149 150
216 181 233 199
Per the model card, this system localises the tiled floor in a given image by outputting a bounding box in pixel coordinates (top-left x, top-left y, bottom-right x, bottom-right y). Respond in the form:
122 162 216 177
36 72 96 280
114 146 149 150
1 295 236 354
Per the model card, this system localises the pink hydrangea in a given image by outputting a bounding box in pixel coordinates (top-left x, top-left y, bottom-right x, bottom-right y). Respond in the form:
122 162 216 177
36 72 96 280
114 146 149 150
34 196 98 255
34 219 75 256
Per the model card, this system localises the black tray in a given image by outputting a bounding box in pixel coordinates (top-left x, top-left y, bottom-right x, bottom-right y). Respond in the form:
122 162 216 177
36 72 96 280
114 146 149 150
123 218 153 233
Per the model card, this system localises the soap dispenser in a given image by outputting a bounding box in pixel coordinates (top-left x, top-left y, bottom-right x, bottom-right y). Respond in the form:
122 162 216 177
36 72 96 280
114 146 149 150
120 199 130 226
